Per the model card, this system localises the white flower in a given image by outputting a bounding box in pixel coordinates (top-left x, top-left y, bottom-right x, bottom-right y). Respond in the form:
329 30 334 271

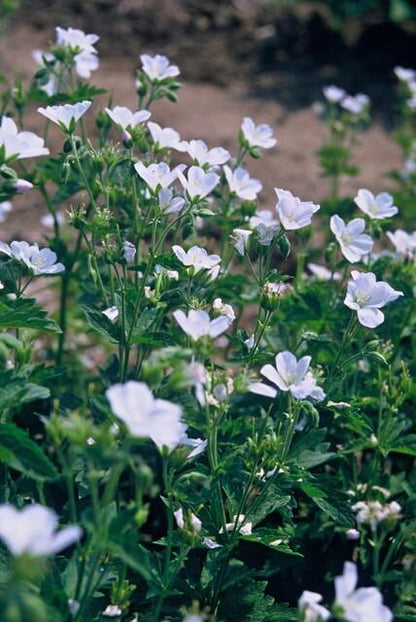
0 504 81 557
37 101 92 131
178 165 219 200
0 201 12 223
330 215 373 263
334 561 392 622
14 179 33 194
140 54 180 81
106 381 186 451
220 514 252 536
173 245 221 273
41 211 65 229
0 241 64 275
352 500 401 532
244 334 255 350
224 165 262 201
158 188 186 214
183 139 230 167
123 241 136 264
354 189 398 220
387 229 416 257
102 306 119 322
174 508 184 529
323 85 345 103
173 309 232 341
134 161 186 192
250 351 325 401
308 263 341 281
344 270 403 328
213 297 236 321
32 49 56 96
105 106 151 130
102 605 122 618
55 26 99 54
394 66 416 83
298 591 331 621
147 121 186 151
54 27 99 79
182 436 207 459
341 93 369 115
250 209 279 231
25 245 65 275
0 116 49 160
241 117 276 149
275 188 320 230
231 228 252 255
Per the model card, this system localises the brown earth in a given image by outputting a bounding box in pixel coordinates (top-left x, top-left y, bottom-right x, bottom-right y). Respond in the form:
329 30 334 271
0 18 403 243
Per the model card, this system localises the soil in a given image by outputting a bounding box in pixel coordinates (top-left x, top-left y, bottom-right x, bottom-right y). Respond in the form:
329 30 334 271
0 2 409 243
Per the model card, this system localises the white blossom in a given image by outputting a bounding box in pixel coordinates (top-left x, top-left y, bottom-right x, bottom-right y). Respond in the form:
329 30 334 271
123 241 136 264
213 297 236 321
183 139 230 167
394 66 416 83
173 309 232 341
341 93 369 115
147 121 186 151
0 241 64 275
140 54 180 81
0 504 81 557
102 306 119 322
344 270 403 328
55 27 99 79
298 591 331 621
32 49 56 96
106 381 186 451
334 562 392 622
275 188 320 230
105 106 150 130
14 179 33 194
134 161 186 192
354 189 398 220
352 500 401 532
0 116 49 160
158 188 186 214
241 117 276 149
250 351 325 401
102 605 122 618
37 101 91 131
307 263 341 281
330 215 373 263
386 229 416 257
323 85 345 103
224 165 262 200
231 228 252 255
178 165 219 200
0 201 12 223
172 245 221 273
250 209 279 231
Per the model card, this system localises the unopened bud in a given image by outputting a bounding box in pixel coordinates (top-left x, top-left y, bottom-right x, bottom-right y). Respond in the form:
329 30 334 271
14 179 33 194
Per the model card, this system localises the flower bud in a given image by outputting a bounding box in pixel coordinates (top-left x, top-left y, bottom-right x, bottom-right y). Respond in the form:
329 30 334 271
260 281 288 311
122 129 133 148
14 179 33 194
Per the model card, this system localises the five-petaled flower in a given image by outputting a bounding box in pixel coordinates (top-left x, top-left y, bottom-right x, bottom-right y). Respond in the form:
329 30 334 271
354 189 399 220
344 270 403 328
275 188 320 230
172 244 221 273
134 161 186 192
140 54 180 81
241 117 277 149
178 165 219 200
105 106 151 130
0 504 81 557
183 139 230 167
0 116 49 160
298 590 330 621
250 351 325 401
334 562 392 622
0 241 65 275
37 101 92 132
147 121 186 151
106 381 186 451
224 166 262 201
330 215 373 263
173 309 232 341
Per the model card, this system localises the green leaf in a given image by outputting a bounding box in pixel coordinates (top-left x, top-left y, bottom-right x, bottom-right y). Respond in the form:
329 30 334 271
0 423 58 481
0 298 61 333
0 379 50 411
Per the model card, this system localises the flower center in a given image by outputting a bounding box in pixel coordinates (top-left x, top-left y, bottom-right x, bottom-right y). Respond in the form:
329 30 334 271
354 292 370 306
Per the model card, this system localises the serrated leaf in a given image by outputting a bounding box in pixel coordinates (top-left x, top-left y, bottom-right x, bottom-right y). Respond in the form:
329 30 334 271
0 298 61 332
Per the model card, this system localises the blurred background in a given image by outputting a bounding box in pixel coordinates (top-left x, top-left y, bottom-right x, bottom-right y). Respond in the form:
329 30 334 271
0 0 415 238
